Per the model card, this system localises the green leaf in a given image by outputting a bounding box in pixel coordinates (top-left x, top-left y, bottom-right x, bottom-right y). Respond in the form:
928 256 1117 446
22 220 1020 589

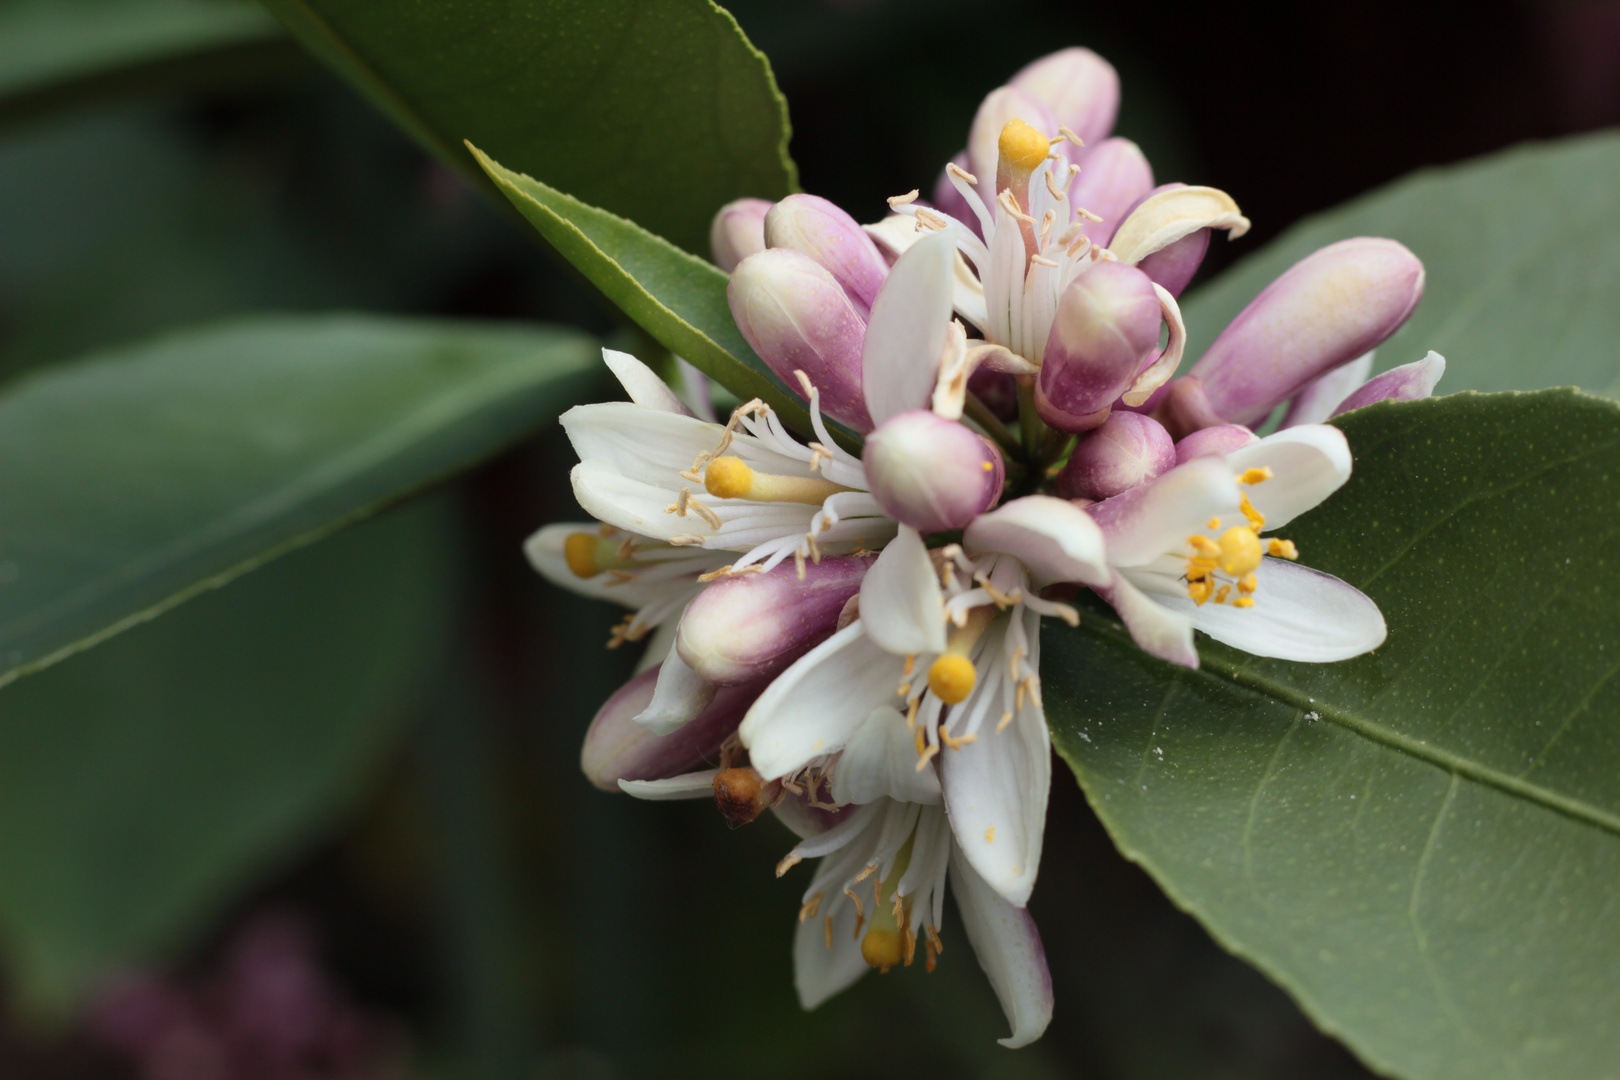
1045 390 1620 1080
468 144 817 434
255 0 796 254
0 498 453 1011
1182 131 1620 400
0 314 599 687
0 0 290 128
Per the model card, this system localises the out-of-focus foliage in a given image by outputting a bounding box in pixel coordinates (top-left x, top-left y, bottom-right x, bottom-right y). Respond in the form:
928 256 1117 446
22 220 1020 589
1047 390 1620 1080
256 0 797 254
0 315 598 685
1181 132 1620 399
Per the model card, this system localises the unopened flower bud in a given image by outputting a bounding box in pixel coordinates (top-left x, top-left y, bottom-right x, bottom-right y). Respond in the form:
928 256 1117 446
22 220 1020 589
969 365 1019 420
1057 412 1175 500
1069 138 1154 247
676 555 874 684
712 766 781 827
1189 238 1426 426
710 198 771 272
728 248 873 431
1036 262 1163 432
765 194 889 315
1174 423 1258 464
862 410 1005 533
581 669 755 791
1009 47 1120 150
1332 351 1446 416
1159 375 1227 440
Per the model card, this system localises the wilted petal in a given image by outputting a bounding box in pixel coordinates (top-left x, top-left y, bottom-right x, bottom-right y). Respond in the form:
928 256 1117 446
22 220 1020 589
1156 559 1387 661
1333 351 1447 415
1108 185 1250 267
618 770 719 800
601 348 693 416
949 842 1053 1048
830 707 943 805
862 231 958 426
964 496 1109 587
1225 425 1352 530
860 525 948 656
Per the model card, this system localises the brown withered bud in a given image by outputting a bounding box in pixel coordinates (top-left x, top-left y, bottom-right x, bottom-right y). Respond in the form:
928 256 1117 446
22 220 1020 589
713 767 782 828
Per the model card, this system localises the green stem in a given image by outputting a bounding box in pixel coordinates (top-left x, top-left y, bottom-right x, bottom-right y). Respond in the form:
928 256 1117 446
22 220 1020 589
1015 376 1048 462
963 393 1020 457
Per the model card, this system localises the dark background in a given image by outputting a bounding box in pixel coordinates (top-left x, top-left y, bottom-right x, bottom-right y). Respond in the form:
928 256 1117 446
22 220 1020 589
2 1 1616 1077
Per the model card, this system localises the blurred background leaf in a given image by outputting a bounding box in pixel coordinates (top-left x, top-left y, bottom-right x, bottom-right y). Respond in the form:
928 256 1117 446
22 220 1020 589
1046 390 1620 1080
0 496 454 1012
1180 132 1620 399
256 0 797 253
0 314 600 685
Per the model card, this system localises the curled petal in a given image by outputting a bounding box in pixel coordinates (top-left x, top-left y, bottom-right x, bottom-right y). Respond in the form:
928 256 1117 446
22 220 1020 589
1332 351 1447 415
1225 425 1352 530
1108 186 1251 266
1120 282 1186 407
601 348 693 416
949 842 1054 1048
633 645 717 736
618 770 719 800
860 525 948 656
1280 351 1374 428
964 495 1109 587
1156 559 1387 662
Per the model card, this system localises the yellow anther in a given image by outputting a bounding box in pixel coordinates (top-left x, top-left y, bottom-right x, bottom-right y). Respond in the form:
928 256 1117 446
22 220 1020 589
564 532 601 578
1215 585 1231 604
1238 572 1258 595
928 655 977 705
1239 466 1274 486
1233 596 1255 609
1207 517 1222 530
998 120 1051 172
1188 579 1214 605
703 456 754 499
1239 491 1266 531
1218 527 1263 576
1187 535 1222 559
1268 538 1299 560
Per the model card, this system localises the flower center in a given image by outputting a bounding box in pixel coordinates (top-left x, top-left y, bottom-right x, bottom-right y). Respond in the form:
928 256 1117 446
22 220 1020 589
927 605 997 704
564 530 638 578
703 456 849 504
1181 467 1300 606
861 830 916 972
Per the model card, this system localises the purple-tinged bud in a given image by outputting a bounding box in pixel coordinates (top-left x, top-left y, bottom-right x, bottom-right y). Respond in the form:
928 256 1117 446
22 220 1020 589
1174 423 1258 465
1057 412 1175 501
1036 262 1163 432
862 410 1005 533
677 555 874 684
1332 351 1446 416
1159 376 1227 440
710 198 771 272
765 194 890 316
1137 229 1209 297
969 365 1019 420
1069 138 1154 247
728 248 873 431
1189 238 1426 426
1009 47 1120 149
581 668 757 791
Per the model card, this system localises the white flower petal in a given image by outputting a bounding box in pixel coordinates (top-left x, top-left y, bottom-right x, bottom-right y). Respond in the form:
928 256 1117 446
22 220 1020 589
1087 457 1239 568
740 624 906 780
1225 424 1352 530
600 348 693 416
1281 351 1373 427
864 216 989 330
632 645 717 735
793 894 868 1009
949 842 1053 1048
617 770 718 800
860 526 948 656
1103 569 1200 668
634 616 679 674
830 707 943 805
964 495 1109 587
1158 558 1386 661
862 231 957 426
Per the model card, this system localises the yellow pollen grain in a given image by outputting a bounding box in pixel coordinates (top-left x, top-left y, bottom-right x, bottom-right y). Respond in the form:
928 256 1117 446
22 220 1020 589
1188 535 1221 559
1240 466 1274 486
703 456 753 499
1234 596 1255 609
928 655 977 704
1207 517 1222 530
1218 526 1263 576
998 120 1050 172
1215 585 1231 604
1188 579 1214 605
985 827 995 842
563 532 600 578
1269 538 1299 560
1238 572 1258 595
982 460 994 471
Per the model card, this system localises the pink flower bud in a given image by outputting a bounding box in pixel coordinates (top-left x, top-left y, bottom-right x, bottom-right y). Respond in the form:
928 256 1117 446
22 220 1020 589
1332 352 1446 415
710 198 771 272
580 668 757 791
1189 238 1426 426
1069 138 1154 247
676 555 875 684
1036 262 1163 432
862 410 1005 533
728 248 873 431
1057 412 1175 500
764 194 890 316
1174 423 1258 464
1009 47 1120 150
969 365 1019 420
1159 375 1227 440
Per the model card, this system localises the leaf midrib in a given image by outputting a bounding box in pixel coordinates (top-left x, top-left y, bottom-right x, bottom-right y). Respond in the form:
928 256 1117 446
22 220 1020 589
1079 617 1620 839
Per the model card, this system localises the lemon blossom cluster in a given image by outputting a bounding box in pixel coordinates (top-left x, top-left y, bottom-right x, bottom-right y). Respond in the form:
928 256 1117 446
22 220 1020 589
526 44 1447 1048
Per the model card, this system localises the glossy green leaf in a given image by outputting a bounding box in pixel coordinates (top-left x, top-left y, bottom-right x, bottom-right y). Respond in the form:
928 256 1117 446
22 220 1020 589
471 144 817 432
1045 390 1620 1080
0 314 599 686
0 498 453 1010
1182 131 1620 399
0 0 289 128
256 0 796 254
